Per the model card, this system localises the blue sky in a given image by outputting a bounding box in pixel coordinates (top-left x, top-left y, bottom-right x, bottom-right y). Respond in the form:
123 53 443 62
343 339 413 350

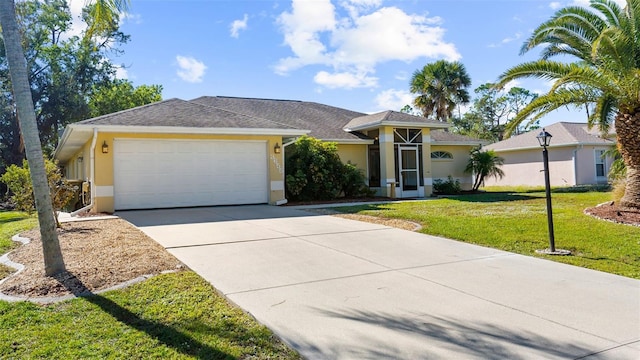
69 0 625 127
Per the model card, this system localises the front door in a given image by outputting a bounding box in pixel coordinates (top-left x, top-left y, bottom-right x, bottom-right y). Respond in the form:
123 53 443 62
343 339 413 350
398 146 419 198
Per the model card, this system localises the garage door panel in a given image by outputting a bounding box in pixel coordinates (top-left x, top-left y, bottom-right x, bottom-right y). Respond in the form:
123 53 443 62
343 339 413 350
114 139 268 210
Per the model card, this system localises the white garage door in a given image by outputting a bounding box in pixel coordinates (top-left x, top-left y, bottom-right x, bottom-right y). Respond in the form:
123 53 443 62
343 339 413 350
114 139 268 210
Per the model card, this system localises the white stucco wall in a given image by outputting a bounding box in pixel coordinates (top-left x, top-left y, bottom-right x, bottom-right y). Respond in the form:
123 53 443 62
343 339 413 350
483 146 577 187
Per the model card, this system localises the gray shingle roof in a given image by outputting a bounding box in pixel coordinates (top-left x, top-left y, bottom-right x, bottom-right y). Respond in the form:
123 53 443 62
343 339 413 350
430 130 486 144
344 110 447 131
76 98 297 130
484 122 614 152
191 96 367 141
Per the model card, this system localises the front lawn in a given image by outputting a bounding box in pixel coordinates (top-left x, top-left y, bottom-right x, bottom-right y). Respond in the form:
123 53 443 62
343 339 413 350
0 271 299 359
336 190 640 279
0 211 37 279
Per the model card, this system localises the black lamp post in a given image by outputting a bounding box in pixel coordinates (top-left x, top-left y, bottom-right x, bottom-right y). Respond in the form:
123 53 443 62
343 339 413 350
536 129 555 252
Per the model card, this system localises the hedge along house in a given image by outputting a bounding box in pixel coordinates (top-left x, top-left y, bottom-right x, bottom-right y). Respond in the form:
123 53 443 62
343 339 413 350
482 122 615 187
54 96 481 213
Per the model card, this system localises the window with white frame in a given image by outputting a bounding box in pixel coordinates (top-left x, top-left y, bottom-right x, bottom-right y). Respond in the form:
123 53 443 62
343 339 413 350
431 151 453 159
595 149 606 177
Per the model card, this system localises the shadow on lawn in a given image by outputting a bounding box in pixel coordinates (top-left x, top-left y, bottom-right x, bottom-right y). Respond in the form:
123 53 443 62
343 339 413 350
442 192 540 203
53 272 231 359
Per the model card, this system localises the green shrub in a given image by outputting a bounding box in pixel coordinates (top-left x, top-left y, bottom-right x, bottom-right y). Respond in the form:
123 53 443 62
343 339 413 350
285 136 371 201
433 175 461 195
1 159 77 226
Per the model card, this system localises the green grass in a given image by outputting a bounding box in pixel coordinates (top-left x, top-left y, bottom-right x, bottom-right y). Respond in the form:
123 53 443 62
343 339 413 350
0 271 300 359
0 211 37 279
336 190 640 279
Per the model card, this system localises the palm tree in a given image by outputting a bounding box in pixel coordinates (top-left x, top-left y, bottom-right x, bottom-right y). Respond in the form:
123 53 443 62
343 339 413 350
495 0 640 209
410 60 472 122
465 148 505 191
0 0 128 276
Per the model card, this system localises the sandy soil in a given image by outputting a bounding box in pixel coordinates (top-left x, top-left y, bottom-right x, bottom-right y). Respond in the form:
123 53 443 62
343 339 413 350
0 219 183 298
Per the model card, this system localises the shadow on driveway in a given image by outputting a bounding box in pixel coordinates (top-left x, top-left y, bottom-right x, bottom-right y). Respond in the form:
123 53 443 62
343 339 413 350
309 307 596 359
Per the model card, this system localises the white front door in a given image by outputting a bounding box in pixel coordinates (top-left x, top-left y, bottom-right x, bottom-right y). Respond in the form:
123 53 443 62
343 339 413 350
398 146 419 198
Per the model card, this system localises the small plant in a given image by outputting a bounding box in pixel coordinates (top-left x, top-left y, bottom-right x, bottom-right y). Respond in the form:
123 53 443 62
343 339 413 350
1 158 77 227
612 179 626 204
433 175 461 195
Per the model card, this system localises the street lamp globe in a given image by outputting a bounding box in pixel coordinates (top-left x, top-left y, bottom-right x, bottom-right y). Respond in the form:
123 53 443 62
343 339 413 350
536 129 552 147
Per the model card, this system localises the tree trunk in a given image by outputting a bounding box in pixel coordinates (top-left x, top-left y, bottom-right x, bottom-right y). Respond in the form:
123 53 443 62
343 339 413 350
0 0 65 275
615 110 640 210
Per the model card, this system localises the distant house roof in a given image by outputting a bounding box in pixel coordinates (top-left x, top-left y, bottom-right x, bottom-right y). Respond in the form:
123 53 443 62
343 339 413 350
484 122 614 152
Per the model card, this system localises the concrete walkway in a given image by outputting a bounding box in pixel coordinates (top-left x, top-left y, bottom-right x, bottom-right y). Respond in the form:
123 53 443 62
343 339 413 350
119 205 640 359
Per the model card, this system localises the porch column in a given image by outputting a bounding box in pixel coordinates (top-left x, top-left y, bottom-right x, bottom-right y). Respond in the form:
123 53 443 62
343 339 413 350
422 130 433 196
379 126 396 198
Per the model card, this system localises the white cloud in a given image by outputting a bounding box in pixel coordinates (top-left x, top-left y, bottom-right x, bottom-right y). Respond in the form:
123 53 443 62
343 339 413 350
230 14 249 38
489 32 522 48
175 56 207 83
549 2 562 10
115 66 128 79
314 71 377 89
374 89 414 111
502 80 521 91
276 1 460 90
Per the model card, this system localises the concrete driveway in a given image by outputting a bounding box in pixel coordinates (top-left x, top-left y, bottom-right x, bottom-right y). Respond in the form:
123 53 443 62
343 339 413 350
119 205 640 359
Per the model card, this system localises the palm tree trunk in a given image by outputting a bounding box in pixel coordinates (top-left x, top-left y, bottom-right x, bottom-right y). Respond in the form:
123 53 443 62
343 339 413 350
0 0 65 275
615 111 640 210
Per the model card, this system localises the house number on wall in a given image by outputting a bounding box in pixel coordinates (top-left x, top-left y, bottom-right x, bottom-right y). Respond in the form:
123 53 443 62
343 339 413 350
271 154 284 174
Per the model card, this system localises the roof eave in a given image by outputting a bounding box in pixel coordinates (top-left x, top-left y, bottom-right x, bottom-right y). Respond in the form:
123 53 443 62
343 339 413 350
487 141 614 153
70 124 310 136
345 120 450 132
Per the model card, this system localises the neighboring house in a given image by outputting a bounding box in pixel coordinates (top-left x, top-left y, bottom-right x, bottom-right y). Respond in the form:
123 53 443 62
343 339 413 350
54 96 481 213
482 122 615 187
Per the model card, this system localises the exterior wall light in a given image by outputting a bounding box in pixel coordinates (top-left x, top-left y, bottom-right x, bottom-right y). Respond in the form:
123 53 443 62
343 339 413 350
102 141 109 154
274 142 281 154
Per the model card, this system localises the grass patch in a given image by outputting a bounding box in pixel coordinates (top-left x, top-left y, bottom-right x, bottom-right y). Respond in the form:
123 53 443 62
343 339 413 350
0 271 300 359
336 191 640 279
0 211 37 278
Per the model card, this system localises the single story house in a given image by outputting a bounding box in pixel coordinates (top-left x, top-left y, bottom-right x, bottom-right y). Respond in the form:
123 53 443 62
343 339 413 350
482 122 615 187
54 96 483 213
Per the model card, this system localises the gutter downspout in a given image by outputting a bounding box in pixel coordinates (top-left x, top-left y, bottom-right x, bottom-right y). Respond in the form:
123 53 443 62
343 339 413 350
70 128 97 216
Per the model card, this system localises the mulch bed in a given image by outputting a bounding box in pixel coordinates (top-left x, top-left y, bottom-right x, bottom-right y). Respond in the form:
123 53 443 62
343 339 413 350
584 202 640 227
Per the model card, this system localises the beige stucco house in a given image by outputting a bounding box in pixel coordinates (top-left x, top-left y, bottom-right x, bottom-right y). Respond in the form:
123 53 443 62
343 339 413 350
54 96 481 213
482 122 615 187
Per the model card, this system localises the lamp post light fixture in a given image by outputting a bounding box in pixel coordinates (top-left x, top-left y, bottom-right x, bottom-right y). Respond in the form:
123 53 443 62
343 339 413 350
535 129 571 256
102 141 109 154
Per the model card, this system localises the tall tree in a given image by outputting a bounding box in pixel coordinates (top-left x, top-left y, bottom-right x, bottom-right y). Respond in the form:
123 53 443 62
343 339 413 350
453 83 538 142
0 0 128 276
495 0 640 209
89 79 162 117
410 60 471 122
0 0 64 275
0 0 132 167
